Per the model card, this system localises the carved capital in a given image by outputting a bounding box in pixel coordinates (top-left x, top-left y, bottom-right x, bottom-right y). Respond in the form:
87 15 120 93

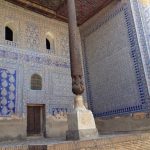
72 75 84 95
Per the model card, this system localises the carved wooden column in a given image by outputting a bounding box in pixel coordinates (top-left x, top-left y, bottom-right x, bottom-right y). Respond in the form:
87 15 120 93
67 0 85 109
66 0 99 140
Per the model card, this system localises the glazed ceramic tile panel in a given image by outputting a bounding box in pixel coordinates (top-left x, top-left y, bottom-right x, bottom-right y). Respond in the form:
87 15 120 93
0 68 16 116
52 73 72 97
82 1 149 117
130 0 150 108
0 0 74 117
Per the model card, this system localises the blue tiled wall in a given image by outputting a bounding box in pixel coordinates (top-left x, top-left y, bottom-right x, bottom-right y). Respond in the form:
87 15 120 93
0 68 16 116
82 2 150 117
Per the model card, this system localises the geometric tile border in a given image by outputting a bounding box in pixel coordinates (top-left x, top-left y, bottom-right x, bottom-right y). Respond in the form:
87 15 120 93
82 2 150 117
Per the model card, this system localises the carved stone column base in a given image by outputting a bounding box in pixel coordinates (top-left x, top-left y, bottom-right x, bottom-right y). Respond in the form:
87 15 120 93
66 96 99 140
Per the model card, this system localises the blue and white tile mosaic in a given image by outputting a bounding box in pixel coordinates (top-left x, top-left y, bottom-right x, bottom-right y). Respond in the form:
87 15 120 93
0 46 70 69
130 0 150 108
81 2 150 117
49 104 72 116
0 68 16 116
0 0 73 119
52 108 69 116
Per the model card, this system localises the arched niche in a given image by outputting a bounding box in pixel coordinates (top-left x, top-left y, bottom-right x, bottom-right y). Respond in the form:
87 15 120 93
4 22 18 43
45 32 55 53
5 26 13 41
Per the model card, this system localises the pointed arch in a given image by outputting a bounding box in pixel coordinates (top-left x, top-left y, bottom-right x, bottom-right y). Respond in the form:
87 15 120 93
45 32 55 53
4 21 18 43
46 38 51 50
5 26 13 41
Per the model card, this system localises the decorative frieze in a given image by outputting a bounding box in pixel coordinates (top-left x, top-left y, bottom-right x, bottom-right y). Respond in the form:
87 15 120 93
0 45 70 69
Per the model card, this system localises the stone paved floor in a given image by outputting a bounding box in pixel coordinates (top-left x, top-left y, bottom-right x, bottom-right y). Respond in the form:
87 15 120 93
0 134 131 147
1 133 150 150
0 137 65 146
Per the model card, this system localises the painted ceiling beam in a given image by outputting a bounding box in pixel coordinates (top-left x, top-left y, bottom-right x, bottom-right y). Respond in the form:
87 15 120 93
5 0 113 25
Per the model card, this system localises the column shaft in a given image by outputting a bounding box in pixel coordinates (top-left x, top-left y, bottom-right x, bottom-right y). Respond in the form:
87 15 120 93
67 0 84 95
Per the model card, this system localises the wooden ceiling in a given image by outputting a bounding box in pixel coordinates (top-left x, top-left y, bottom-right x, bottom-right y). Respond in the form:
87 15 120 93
5 0 112 25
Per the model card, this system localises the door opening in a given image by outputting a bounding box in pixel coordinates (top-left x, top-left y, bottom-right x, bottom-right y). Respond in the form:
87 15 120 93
27 105 45 136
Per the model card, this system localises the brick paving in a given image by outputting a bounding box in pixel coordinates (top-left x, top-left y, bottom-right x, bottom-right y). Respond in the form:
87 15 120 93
0 133 150 149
